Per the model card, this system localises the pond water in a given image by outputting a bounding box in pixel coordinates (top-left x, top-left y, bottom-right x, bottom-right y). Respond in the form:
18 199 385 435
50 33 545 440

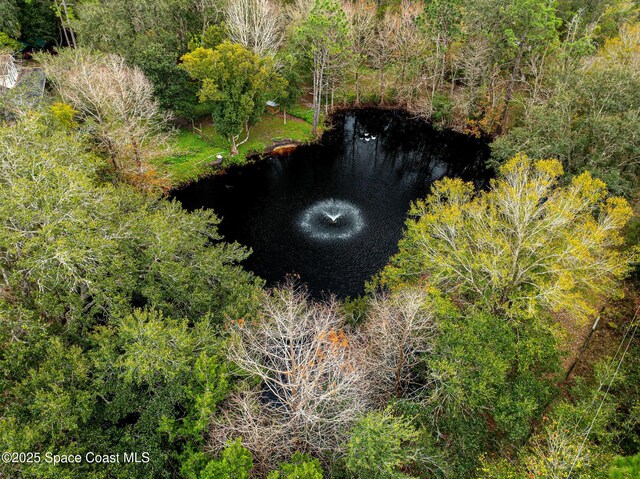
172 108 491 298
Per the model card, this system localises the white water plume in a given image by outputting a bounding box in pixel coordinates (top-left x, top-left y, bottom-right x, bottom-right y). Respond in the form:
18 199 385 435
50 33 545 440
299 199 364 240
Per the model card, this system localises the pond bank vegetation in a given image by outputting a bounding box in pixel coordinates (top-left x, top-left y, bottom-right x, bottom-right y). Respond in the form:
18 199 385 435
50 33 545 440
1 0 639 478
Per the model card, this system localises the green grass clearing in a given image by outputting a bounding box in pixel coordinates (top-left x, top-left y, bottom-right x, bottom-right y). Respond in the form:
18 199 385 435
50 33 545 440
154 109 317 185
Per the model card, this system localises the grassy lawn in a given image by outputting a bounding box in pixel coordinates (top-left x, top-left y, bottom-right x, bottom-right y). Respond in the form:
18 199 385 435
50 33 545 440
286 104 319 125
153 108 317 185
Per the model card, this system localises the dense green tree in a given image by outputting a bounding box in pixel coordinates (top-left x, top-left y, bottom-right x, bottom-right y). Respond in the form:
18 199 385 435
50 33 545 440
0 0 20 38
500 0 560 128
0 110 261 478
424 309 560 476
0 32 21 51
181 41 285 155
197 22 229 50
2 0 62 47
73 0 216 55
610 453 640 478
131 41 199 119
492 23 640 196
0 308 235 478
0 112 260 327
478 342 640 479
346 409 431 479
72 0 223 115
267 452 324 479
181 439 253 479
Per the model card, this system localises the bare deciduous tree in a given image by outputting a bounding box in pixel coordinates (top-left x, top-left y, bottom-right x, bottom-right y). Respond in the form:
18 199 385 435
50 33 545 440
343 0 375 106
285 0 314 24
210 284 370 473
458 33 492 95
371 10 400 104
394 0 426 105
37 49 169 176
226 0 283 57
362 288 437 401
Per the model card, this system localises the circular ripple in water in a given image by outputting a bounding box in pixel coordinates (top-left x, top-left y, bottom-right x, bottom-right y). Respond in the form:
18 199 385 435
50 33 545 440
299 199 364 241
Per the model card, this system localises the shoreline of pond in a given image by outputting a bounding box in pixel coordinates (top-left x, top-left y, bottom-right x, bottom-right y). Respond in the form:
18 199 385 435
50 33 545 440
169 108 492 297
168 106 493 195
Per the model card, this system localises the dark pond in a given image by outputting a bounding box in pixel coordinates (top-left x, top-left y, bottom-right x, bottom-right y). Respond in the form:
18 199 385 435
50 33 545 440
173 108 491 298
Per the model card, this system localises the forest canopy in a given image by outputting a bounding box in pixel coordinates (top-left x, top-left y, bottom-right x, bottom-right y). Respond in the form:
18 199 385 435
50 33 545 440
1 0 639 478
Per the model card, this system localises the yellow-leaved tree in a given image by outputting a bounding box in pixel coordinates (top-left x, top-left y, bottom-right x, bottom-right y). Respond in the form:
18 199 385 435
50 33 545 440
379 154 634 321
